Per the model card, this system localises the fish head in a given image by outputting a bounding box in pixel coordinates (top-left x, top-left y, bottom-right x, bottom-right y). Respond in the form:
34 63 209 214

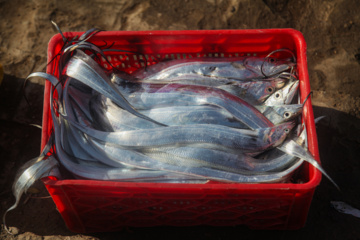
266 121 296 147
251 78 288 103
283 80 300 104
244 57 296 77
272 104 303 123
264 80 300 106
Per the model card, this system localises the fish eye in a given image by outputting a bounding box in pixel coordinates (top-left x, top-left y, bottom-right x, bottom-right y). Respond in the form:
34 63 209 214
284 112 291 118
266 87 274 93
284 128 290 133
208 66 217 71
267 58 277 63
275 92 282 99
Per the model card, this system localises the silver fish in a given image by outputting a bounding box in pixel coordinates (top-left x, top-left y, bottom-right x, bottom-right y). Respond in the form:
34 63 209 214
264 80 299 106
90 138 303 183
64 114 294 152
3 156 58 233
120 84 274 130
133 57 295 80
91 97 248 130
115 74 286 104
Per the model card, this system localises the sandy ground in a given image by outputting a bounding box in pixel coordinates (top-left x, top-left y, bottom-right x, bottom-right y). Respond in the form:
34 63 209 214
0 0 359 239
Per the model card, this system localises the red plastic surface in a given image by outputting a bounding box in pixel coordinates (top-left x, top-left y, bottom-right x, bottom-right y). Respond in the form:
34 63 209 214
41 29 321 233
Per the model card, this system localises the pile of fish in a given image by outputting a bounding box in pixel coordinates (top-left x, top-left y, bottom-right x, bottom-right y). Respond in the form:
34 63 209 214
21 29 336 184
4 27 338 231
56 49 304 183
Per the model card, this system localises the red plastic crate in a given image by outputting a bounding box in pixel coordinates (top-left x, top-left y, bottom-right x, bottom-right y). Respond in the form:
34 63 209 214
41 29 321 233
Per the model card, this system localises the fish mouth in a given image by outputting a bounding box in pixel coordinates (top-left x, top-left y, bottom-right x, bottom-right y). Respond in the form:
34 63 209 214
288 107 303 119
284 80 300 103
283 60 296 67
